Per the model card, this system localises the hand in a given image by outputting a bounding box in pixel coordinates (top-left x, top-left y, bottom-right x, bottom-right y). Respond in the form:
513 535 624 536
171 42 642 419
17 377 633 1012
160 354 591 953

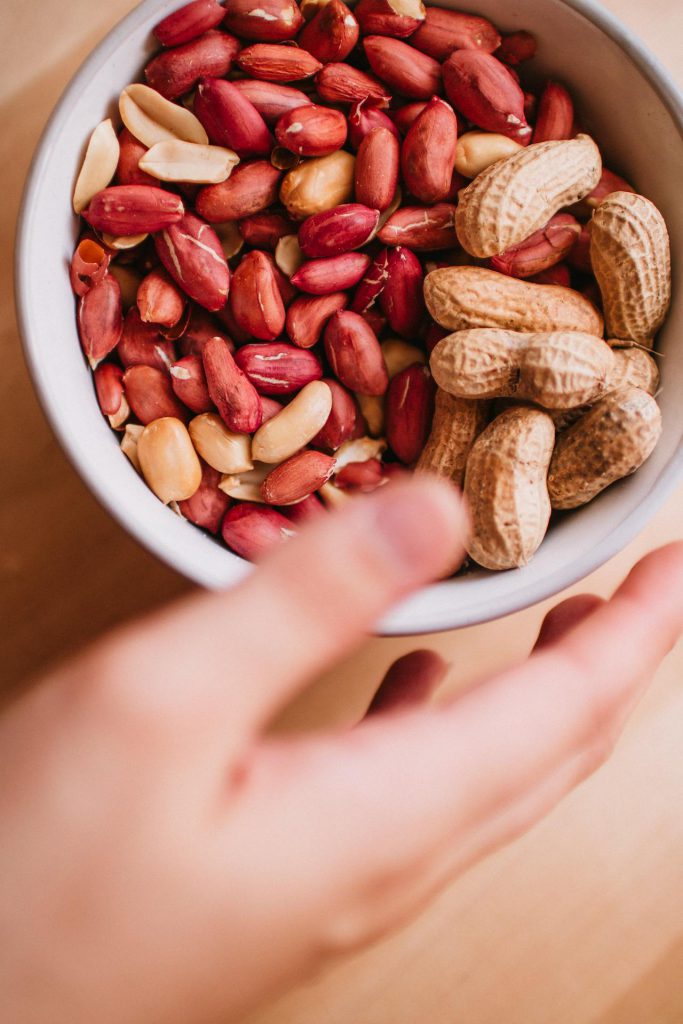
2 478 682 1024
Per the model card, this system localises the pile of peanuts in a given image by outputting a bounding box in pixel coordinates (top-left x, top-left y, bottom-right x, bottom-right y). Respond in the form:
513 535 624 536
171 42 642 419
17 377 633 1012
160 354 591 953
70 0 672 570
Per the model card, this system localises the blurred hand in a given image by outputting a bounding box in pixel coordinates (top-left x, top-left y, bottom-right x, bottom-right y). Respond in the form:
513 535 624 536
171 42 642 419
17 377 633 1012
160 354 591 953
2 477 682 1024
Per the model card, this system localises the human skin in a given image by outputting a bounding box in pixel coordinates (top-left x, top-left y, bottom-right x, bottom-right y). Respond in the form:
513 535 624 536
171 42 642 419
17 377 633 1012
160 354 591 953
1 477 682 1024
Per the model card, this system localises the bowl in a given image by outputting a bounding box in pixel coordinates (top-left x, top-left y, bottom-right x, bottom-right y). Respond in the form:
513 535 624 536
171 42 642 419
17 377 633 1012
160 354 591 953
15 0 683 635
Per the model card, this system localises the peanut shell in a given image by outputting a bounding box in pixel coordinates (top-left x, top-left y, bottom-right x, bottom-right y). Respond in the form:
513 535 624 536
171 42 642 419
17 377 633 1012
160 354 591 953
455 134 602 257
464 406 555 570
590 192 671 346
416 389 488 488
424 267 604 336
548 387 662 509
430 329 615 409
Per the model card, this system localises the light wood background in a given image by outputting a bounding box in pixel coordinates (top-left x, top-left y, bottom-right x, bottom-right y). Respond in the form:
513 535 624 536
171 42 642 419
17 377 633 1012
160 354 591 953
1 1 682 1020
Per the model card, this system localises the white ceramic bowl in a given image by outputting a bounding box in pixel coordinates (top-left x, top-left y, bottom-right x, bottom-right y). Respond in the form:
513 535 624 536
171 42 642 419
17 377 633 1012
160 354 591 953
16 0 683 635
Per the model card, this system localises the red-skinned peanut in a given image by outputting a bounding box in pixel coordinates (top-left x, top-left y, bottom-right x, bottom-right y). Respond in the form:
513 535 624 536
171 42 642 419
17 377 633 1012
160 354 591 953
154 212 230 312
222 503 296 560
275 104 348 157
298 0 359 63
286 292 349 348
324 310 389 396
401 96 458 204
178 460 231 534
298 204 379 258
202 335 263 433
194 77 273 158
355 126 400 212
229 251 286 341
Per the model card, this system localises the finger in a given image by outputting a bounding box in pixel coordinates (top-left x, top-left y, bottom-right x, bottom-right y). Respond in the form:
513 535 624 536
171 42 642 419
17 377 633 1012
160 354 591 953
533 594 605 651
252 543 683 934
106 478 468 739
364 650 449 718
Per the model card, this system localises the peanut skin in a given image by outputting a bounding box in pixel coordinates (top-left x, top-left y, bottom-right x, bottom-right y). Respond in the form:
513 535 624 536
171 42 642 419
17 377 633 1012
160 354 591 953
464 406 555 571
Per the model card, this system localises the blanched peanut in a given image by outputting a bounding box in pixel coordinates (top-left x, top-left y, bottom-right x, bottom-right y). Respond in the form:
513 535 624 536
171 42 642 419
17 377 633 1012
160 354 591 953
454 131 524 179
252 380 333 462
188 413 253 474
138 417 202 504
381 338 426 379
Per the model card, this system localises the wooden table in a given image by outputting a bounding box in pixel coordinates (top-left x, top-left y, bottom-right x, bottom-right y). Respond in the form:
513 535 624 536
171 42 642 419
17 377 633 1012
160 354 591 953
2 1 682 1019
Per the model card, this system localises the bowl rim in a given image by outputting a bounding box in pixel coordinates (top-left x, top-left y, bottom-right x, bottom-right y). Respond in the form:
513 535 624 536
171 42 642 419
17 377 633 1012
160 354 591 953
14 0 683 636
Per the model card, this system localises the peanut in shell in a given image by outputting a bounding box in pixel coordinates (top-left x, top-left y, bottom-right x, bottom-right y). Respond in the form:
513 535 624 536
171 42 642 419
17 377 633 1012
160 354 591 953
455 134 602 257
548 386 662 509
590 191 671 346
424 266 604 336
416 389 489 488
464 406 555 570
430 329 615 409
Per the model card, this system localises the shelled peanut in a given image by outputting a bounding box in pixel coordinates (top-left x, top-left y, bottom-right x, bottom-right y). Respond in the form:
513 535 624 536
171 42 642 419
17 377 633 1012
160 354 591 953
69 0 672 569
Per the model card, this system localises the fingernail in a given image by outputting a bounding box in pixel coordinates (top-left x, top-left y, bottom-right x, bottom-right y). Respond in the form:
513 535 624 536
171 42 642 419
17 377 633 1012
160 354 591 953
371 478 468 580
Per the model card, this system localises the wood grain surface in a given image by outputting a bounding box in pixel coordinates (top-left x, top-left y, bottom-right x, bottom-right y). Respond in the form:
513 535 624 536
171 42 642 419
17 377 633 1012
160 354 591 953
1 1 682 1020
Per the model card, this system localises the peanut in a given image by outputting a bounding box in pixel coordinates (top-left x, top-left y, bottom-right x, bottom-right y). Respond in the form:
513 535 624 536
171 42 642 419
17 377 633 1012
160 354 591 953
219 462 272 503
221 504 296 561
548 387 662 509
120 423 144 473
356 393 385 437
218 219 251 262
454 130 523 179
119 84 209 148
70 238 110 297
608 346 660 395
385 364 436 464
280 150 355 220
100 231 149 251
73 119 120 214
430 329 615 409
261 450 336 505
170 355 214 414
275 234 305 277
299 0 359 63
318 480 355 509
416 389 489 488
188 413 254 474
252 380 333 462
548 347 660 431
138 140 240 184
455 135 602 257
381 338 425 379
334 435 387 470
464 407 555 570
528 348 655 432
137 417 202 504
77 273 123 369
424 267 604 335
177 462 231 536
590 192 671 346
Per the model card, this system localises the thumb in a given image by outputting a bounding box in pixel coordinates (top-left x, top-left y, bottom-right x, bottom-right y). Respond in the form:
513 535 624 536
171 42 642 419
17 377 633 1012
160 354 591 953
117 477 468 737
